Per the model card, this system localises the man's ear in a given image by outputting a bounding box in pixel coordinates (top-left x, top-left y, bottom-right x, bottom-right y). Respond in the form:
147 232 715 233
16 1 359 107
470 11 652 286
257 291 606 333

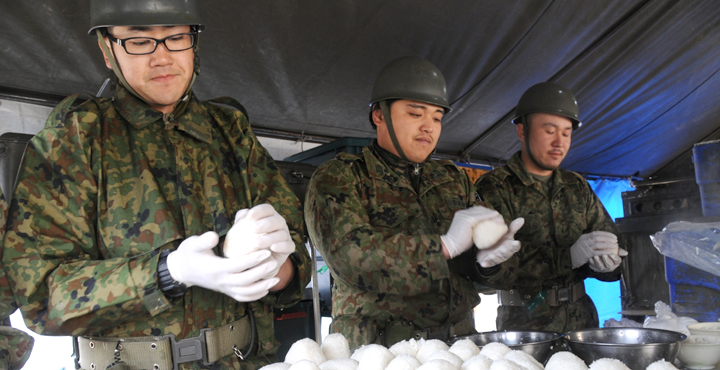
97 37 113 70
372 106 385 128
517 122 526 143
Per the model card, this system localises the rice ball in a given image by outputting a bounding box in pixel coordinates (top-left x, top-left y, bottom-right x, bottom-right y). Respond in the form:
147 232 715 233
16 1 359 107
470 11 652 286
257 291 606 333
355 344 395 370
417 339 450 363
322 333 352 360
488 359 525 370
427 350 463 368
503 350 543 370
285 338 327 365
461 354 493 370
260 363 291 370
449 339 480 361
479 342 511 361
288 360 322 370
473 220 509 249
545 351 588 370
390 339 421 357
319 358 359 370
386 354 423 370
645 360 678 370
417 359 460 370
588 358 631 370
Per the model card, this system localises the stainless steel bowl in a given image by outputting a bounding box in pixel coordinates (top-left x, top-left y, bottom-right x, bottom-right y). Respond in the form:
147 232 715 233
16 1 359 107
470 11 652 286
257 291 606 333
564 328 687 369
450 331 564 364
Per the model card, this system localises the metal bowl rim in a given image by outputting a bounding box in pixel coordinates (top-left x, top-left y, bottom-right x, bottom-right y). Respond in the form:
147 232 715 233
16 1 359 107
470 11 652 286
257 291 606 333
563 327 687 345
452 330 563 346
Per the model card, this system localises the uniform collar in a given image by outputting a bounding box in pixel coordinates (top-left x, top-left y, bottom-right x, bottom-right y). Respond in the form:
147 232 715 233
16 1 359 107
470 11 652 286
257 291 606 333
113 85 212 143
365 141 454 193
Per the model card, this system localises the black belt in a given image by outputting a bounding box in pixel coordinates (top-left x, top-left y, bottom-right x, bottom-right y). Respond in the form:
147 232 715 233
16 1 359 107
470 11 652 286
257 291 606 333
498 281 586 307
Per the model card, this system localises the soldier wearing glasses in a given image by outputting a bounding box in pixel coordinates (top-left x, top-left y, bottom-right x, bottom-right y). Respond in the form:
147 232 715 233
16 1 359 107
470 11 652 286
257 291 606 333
2 1 311 369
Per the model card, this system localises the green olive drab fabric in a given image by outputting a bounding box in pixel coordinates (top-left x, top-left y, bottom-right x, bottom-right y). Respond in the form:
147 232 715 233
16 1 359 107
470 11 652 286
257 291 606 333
474 151 621 333
2 86 311 370
305 143 480 349
0 190 34 370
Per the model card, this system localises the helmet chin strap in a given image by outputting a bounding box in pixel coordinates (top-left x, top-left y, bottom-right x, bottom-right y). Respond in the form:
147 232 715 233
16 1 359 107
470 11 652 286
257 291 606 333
95 29 198 109
380 100 410 162
522 117 555 173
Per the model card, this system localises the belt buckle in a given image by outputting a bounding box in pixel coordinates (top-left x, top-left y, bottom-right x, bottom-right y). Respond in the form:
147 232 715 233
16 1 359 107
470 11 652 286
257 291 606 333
163 328 213 370
555 285 570 303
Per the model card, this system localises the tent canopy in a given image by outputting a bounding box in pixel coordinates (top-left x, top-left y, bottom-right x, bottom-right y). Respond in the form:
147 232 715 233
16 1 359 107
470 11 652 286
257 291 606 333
2 0 719 178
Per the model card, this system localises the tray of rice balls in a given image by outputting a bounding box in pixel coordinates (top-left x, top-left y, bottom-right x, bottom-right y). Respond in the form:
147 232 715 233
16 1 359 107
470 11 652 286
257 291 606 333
261 327 690 370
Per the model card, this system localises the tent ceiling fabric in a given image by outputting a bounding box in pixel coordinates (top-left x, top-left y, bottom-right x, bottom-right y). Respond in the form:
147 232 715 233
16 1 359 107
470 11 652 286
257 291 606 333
1 0 719 178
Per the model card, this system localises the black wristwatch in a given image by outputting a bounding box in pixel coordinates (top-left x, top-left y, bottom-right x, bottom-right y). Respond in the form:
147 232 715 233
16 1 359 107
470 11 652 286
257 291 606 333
157 249 188 299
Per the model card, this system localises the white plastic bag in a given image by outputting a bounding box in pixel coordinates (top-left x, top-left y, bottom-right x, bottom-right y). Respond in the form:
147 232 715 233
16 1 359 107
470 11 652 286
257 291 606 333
643 301 698 335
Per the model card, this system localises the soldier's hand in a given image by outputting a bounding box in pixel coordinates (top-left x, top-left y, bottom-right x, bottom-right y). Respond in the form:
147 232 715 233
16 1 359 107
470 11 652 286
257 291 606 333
225 204 295 279
588 247 627 273
167 231 280 302
441 205 504 258
476 217 524 267
570 231 619 269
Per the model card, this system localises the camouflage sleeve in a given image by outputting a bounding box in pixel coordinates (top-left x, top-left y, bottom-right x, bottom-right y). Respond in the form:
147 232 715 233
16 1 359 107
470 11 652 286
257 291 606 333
0 190 19 319
305 159 448 296
2 101 169 336
473 175 521 289
218 109 312 308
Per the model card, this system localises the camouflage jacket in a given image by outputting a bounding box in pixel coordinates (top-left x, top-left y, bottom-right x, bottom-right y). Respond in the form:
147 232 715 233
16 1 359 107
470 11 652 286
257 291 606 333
0 190 33 370
2 86 311 369
305 143 480 349
474 151 622 331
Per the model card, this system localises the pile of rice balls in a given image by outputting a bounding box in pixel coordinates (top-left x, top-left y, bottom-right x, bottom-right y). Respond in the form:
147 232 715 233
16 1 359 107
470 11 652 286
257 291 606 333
259 334 680 370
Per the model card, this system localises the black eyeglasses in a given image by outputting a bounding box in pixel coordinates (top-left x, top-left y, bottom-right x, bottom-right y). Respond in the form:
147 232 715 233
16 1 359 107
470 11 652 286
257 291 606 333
106 33 196 55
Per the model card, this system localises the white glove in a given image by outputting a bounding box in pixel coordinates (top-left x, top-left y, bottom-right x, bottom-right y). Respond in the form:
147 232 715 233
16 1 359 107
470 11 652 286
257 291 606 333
588 248 628 273
441 205 504 258
225 204 296 278
477 218 525 268
570 231 619 269
167 231 280 302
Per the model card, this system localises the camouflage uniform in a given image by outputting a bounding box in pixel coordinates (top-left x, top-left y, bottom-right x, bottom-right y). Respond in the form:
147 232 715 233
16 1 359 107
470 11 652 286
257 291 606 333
474 151 622 333
305 142 480 349
2 86 311 370
0 189 33 370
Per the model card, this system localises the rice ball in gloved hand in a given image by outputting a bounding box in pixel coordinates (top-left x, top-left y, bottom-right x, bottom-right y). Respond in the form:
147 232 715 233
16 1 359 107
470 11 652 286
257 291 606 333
289 360 322 370
386 355 423 370
449 339 480 361
461 354 493 370
588 358 631 370
416 339 450 363
479 343 511 361
322 333 351 360
645 360 678 370
319 358 359 370
418 359 459 370
503 350 543 370
427 350 463 368
285 338 327 365
473 220 508 250
545 351 588 370
390 339 421 357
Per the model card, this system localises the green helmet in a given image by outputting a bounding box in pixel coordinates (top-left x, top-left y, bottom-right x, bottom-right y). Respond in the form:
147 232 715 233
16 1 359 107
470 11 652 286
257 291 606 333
370 56 451 112
512 82 582 129
88 0 204 35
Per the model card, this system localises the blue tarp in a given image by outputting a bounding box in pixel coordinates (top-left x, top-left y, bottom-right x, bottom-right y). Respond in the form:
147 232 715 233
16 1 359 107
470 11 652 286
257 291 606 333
586 178 634 325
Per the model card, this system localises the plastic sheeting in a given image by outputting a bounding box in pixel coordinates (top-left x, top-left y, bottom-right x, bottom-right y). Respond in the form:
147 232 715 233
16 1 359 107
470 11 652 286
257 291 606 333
2 1 720 178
